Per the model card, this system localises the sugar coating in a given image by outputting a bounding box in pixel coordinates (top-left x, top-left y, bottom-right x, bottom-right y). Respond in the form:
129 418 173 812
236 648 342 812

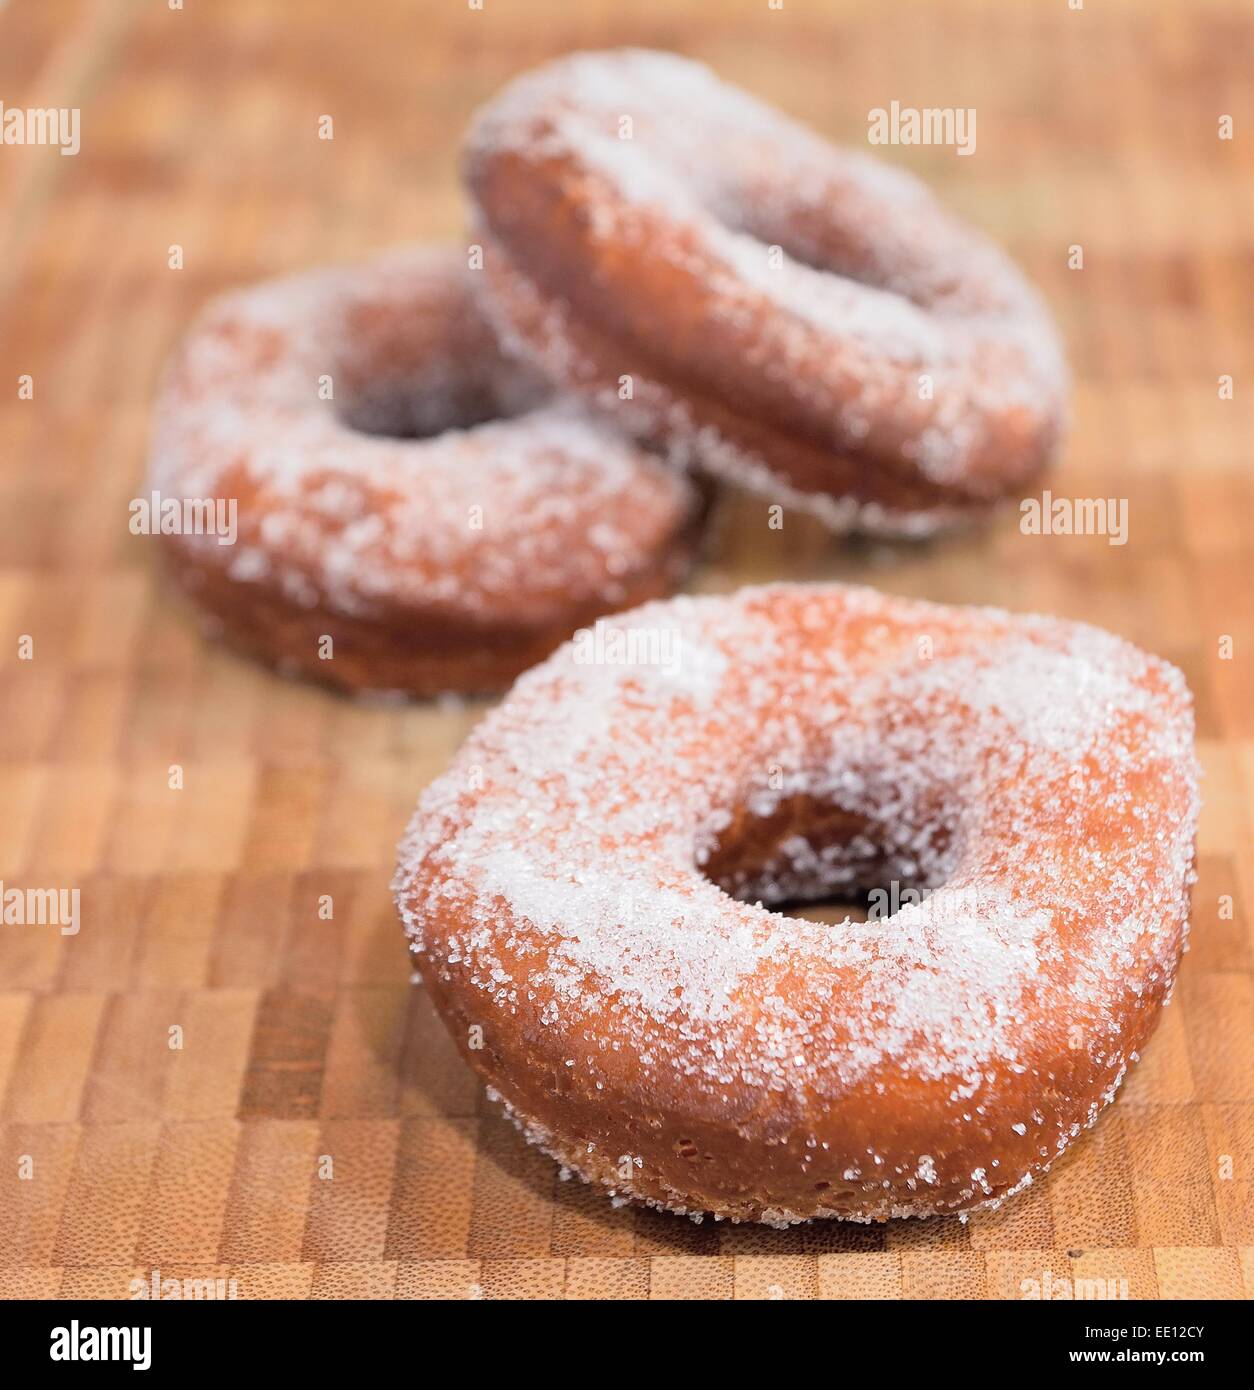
463 49 1069 532
148 245 698 624
471 251 983 539
395 583 1199 1221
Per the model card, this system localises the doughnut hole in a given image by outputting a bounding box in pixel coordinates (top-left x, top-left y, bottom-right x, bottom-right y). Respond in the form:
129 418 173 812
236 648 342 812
698 786 960 926
332 280 548 440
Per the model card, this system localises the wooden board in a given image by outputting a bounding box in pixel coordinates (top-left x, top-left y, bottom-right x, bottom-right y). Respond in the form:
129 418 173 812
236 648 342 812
0 0 1251 1301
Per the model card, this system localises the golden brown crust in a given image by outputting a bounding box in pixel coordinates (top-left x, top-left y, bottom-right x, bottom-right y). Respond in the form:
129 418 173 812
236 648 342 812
148 246 705 696
463 51 1068 537
162 511 705 697
395 584 1200 1223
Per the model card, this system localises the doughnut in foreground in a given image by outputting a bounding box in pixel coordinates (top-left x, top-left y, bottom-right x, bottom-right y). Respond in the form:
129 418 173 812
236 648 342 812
464 49 1068 536
148 247 704 696
394 584 1198 1224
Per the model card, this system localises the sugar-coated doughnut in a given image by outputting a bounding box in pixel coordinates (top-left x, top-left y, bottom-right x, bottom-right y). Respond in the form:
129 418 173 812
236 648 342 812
148 247 704 696
394 583 1198 1224
463 50 1068 537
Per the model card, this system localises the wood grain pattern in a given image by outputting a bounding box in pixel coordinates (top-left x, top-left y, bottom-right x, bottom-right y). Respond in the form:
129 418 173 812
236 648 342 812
1 0 1252 1300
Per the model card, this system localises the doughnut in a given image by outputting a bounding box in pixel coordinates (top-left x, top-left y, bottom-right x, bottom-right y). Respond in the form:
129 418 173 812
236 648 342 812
463 49 1068 537
148 247 705 696
394 583 1199 1224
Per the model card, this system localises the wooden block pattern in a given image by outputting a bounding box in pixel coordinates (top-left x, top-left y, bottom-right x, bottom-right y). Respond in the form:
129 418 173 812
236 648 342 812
0 0 1251 1298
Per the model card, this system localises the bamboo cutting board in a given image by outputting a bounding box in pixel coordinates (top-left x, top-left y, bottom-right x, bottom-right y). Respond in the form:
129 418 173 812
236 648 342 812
0 0 1251 1300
